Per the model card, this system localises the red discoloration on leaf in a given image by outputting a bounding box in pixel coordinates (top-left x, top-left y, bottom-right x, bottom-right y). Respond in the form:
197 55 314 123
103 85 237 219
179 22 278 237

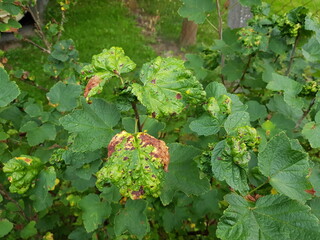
151 79 156 84
84 76 102 97
305 188 316 195
108 132 126 157
138 132 170 171
176 93 182 99
131 186 145 199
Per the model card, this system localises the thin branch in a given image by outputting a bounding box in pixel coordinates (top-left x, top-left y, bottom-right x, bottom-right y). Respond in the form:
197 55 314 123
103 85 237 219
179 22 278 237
215 0 225 83
23 38 51 54
206 18 219 34
19 77 49 92
131 102 142 132
248 181 269 195
215 0 223 40
57 10 66 42
285 33 300 76
231 54 253 93
27 5 52 50
295 97 316 129
0 183 29 221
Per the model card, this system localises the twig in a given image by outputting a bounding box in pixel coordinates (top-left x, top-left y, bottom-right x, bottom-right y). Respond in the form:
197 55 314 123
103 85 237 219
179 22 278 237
0 183 29 221
231 54 253 93
285 33 300 76
23 38 51 54
27 5 52 51
215 0 225 84
206 18 219 34
131 102 142 132
248 181 268 195
295 97 316 129
19 78 49 92
57 10 66 42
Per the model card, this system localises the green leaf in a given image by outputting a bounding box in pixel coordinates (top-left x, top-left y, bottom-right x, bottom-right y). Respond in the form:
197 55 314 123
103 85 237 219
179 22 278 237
205 82 227 98
50 39 78 62
246 100 268 122
302 111 320 148
46 82 82 112
211 140 249 194
160 143 210 205
303 37 320 62
0 68 20 107
0 219 13 238
185 54 207 80
162 207 189 232
3 155 43 194
20 221 37 239
239 0 261 7
114 199 149 239
82 47 136 81
224 111 250 134
189 115 220 136
217 194 320 240
60 99 120 152
30 166 56 212
122 115 165 137
20 122 56 146
79 194 111 233
131 57 206 117
96 131 169 199
258 133 311 202
222 58 245 82
178 0 215 24
266 73 303 109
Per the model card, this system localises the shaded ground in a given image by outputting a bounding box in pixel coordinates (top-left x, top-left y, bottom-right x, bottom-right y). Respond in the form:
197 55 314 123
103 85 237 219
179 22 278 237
124 0 185 59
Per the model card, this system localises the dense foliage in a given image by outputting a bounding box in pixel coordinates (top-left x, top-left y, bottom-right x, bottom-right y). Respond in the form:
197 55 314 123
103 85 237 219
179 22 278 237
1 0 320 239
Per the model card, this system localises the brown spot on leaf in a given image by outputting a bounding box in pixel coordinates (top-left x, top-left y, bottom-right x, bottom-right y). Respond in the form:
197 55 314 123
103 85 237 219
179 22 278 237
107 131 127 157
84 76 102 98
138 132 170 171
131 186 145 200
176 93 182 99
305 188 316 195
151 79 156 84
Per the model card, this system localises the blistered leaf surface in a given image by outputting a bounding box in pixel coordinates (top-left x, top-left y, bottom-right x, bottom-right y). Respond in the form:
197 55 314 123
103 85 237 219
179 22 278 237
132 57 205 117
96 131 169 199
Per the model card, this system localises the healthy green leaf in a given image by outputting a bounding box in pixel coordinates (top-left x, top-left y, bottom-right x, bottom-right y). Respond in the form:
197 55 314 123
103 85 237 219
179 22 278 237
224 111 250 134
246 100 268 122
131 57 206 117
122 115 165 137
0 68 20 107
189 115 220 136
211 140 249 194
185 54 207 80
30 166 56 212
60 99 120 152
20 122 56 146
178 0 215 24
205 82 227 98
160 143 210 205
258 133 311 202
20 221 37 239
0 219 13 238
217 194 320 240
79 194 111 233
114 199 149 239
46 81 82 112
266 73 303 109
162 207 189 232
302 111 320 148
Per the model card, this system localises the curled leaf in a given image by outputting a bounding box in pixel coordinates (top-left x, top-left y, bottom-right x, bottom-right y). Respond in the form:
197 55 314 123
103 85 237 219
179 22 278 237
96 131 170 199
